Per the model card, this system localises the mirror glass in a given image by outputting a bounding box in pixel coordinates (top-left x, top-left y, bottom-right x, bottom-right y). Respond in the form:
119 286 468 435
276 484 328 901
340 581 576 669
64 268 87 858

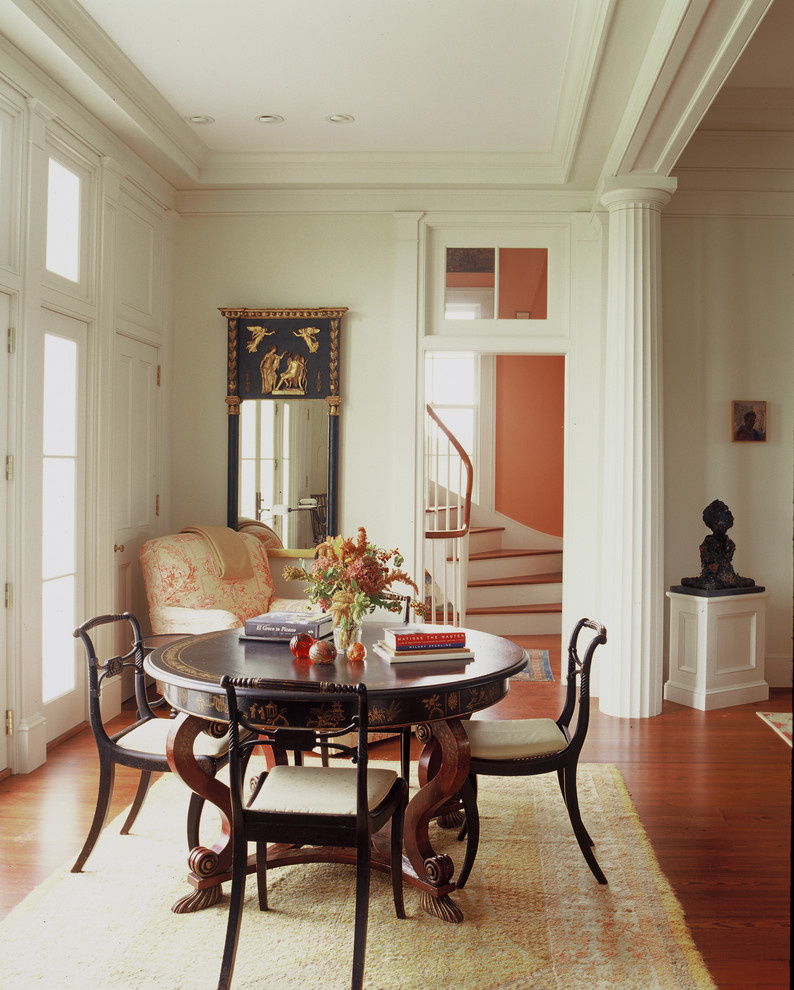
238 398 329 549
445 247 548 320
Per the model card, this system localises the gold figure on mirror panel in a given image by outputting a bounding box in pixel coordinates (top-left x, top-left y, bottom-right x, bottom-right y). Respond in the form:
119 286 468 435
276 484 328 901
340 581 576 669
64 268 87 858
259 345 286 394
274 352 308 394
246 325 275 352
292 325 321 353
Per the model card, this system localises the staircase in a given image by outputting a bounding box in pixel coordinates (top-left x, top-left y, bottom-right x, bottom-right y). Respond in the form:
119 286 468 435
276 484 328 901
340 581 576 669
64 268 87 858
424 404 563 637
464 525 562 636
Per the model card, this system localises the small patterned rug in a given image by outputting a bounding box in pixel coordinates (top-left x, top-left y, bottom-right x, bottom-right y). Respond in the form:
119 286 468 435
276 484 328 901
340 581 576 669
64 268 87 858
756 711 793 747
512 648 554 681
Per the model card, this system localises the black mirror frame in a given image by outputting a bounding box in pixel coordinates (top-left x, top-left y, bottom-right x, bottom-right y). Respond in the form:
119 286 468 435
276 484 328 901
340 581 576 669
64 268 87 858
220 307 347 539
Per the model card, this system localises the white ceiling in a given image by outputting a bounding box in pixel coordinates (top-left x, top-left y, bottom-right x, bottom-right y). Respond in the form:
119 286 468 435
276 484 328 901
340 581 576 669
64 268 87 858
1 0 791 191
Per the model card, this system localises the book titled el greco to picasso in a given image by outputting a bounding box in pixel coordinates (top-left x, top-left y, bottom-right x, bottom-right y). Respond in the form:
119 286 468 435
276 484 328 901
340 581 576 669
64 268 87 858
242 611 333 640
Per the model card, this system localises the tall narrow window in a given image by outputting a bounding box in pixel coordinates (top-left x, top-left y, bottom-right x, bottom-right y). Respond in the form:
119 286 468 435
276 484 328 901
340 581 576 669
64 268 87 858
425 352 478 499
41 333 78 702
46 158 81 282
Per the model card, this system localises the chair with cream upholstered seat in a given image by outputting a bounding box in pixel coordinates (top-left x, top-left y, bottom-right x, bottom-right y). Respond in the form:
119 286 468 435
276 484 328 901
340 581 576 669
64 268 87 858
456 617 608 889
71 612 230 873
218 677 407 990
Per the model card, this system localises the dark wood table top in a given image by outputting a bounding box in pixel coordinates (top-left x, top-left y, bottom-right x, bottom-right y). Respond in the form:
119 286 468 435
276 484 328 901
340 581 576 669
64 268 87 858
144 624 525 730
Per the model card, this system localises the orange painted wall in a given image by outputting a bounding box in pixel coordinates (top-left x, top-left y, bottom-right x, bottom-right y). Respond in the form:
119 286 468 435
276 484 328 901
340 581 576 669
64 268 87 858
494 355 564 537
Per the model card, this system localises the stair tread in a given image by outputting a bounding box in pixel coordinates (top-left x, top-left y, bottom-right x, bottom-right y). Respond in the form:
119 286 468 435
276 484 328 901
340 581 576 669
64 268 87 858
468 571 562 588
468 547 560 561
467 602 562 616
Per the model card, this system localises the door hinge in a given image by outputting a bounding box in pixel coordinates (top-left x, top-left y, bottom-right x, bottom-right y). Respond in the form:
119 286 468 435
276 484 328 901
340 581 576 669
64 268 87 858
157 364 161 386
5 583 11 608
7 326 15 354
5 454 12 481
5 710 13 736
155 494 160 517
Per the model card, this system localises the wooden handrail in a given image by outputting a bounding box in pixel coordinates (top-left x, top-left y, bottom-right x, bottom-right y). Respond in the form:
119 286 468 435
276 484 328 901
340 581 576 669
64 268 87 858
425 403 473 540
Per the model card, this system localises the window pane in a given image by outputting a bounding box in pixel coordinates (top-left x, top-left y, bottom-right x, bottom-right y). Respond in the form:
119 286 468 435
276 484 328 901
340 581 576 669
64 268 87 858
427 353 475 406
42 575 76 702
43 335 77 455
46 158 80 282
42 458 76 579
240 401 256 457
498 248 548 319
445 248 495 320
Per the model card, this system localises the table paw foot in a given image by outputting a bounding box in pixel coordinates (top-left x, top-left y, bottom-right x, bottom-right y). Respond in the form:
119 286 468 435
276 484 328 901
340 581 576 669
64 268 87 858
171 884 222 914
419 891 464 923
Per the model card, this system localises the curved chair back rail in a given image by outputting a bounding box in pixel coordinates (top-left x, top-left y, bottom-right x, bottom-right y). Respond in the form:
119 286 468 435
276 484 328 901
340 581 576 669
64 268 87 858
71 612 229 873
456 617 608 889
218 676 408 990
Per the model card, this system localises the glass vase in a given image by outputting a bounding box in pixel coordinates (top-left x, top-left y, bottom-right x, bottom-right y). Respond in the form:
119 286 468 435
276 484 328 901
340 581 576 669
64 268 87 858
333 619 363 653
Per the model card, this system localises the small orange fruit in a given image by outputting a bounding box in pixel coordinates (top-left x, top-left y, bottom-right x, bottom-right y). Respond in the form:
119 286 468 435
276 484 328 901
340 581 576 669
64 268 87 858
347 642 366 661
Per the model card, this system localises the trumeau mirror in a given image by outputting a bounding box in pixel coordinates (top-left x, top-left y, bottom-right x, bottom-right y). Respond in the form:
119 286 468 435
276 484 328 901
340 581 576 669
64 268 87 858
220 307 347 548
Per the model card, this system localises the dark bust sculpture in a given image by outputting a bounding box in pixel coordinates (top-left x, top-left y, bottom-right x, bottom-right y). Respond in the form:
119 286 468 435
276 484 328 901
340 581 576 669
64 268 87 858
680 500 755 591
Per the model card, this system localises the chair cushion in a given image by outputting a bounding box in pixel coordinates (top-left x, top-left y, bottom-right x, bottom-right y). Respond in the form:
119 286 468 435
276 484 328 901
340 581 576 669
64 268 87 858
115 713 229 758
250 765 398 816
463 717 567 760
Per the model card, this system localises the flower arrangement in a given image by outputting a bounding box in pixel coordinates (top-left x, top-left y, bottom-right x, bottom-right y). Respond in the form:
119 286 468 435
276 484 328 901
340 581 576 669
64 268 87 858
283 527 428 647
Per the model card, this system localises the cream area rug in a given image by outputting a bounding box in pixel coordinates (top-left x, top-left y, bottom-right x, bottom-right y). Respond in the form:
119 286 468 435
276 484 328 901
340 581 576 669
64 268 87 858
1 764 715 990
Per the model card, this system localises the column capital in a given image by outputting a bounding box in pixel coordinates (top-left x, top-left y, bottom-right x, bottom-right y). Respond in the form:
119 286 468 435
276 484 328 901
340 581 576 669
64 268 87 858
598 176 677 212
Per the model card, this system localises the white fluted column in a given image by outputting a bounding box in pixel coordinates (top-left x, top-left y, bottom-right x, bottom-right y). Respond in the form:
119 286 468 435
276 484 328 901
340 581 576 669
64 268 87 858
598 180 675 718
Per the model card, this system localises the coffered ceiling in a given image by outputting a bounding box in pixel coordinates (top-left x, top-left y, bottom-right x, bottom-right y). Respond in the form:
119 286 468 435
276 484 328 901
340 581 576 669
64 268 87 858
0 0 790 191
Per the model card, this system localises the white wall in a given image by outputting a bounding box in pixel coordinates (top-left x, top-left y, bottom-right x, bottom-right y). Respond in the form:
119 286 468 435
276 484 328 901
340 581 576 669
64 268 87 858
662 214 793 685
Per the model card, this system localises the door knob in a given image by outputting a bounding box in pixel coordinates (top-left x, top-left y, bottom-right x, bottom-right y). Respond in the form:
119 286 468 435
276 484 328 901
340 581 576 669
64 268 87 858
114 544 125 553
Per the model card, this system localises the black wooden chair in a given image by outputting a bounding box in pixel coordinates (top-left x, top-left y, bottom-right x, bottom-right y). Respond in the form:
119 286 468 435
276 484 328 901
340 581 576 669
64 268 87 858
71 612 230 873
456 617 608 888
218 676 408 990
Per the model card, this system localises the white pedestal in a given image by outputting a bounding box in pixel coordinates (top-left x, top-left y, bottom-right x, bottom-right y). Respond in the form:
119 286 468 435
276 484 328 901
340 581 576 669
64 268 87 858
664 589 768 710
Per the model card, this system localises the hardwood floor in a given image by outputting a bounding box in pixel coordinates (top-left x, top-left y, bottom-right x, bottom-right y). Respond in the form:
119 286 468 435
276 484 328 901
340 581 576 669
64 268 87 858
0 635 790 989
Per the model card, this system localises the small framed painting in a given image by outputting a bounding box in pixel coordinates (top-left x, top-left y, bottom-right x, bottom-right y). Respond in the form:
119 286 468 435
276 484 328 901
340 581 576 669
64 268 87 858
732 400 767 442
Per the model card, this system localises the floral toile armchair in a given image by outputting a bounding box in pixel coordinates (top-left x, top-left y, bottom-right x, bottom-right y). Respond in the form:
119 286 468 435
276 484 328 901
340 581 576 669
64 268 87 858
139 527 315 636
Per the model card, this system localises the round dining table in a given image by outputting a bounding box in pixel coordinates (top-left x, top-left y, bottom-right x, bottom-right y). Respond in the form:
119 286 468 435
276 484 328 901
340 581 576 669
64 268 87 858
144 623 525 922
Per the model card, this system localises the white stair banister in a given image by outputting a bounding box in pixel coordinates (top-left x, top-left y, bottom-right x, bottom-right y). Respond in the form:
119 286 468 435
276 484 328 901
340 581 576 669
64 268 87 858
424 404 473 627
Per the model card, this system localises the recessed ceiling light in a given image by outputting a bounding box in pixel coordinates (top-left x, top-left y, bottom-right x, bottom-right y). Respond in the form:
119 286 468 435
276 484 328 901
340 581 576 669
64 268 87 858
257 114 284 124
326 114 355 124
187 115 214 125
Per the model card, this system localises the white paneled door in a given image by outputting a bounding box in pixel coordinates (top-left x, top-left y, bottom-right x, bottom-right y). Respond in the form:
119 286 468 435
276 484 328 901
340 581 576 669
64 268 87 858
113 334 160 650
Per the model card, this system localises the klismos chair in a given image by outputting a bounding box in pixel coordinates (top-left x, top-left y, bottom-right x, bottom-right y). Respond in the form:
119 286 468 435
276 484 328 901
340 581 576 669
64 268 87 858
71 612 230 873
456 617 608 889
217 677 408 990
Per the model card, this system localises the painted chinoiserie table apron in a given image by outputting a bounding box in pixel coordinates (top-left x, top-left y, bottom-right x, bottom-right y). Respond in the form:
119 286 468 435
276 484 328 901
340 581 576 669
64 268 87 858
144 624 525 923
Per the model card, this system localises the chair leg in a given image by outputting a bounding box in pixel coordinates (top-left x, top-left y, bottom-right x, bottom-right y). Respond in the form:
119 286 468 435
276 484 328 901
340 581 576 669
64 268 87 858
71 759 115 873
256 840 269 911
560 765 607 885
186 791 206 850
399 727 412 784
557 767 594 847
390 785 407 919
218 831 249 990
455 775 480 890
120 770 153 835
351 838 371 990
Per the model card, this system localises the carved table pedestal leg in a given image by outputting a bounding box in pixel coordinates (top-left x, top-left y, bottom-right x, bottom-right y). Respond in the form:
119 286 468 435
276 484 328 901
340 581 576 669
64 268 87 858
404 718 470 923
166 715 232 913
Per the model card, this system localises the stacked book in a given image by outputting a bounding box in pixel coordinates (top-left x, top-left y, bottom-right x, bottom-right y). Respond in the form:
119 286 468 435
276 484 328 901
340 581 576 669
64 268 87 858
240 610 333 641
373 625 474 664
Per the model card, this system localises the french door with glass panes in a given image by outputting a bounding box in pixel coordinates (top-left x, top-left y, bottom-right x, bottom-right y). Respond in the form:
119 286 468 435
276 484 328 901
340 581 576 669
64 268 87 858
38 311 88 742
